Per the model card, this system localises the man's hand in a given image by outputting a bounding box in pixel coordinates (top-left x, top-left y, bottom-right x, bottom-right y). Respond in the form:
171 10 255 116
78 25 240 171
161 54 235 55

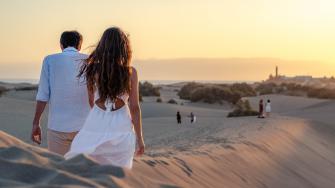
136 138 145 156
32 101 47 145
31 123 42 145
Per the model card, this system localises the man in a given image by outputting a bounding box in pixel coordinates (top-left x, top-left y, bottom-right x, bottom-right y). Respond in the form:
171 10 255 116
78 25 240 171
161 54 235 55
31 31 90 155
176 111 182 124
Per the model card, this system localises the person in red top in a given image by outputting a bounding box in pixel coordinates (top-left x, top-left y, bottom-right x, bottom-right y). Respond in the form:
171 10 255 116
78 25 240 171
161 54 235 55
258 99 265 118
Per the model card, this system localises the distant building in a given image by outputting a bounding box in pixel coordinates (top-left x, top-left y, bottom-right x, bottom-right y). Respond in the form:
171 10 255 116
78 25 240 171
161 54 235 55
275 66 278 78
293 76 313 81
265 66 335 89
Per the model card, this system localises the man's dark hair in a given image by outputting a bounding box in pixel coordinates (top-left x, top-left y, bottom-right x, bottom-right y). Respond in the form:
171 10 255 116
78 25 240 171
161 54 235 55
60 31 82 49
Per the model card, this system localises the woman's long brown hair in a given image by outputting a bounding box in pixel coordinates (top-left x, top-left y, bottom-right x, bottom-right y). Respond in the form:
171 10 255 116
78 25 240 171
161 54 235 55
79 27 132 102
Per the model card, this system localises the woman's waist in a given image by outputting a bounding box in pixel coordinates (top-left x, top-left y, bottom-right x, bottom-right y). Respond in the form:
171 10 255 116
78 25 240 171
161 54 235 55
85 107 133 131
83 121 134 133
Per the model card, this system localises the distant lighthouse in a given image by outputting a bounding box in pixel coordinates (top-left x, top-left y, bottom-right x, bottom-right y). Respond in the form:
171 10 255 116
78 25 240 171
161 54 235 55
275 66 278 78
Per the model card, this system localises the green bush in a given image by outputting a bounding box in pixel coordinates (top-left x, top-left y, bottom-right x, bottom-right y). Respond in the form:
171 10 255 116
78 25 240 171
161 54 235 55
178 82 244 104
307 88 335 99
156 97 162 103
231 83 257 97
14 86 38 91
139 81 160 97
167 98 178 104
227 99 259 117
178 82 202 100
0 86 7 97
255 83 276 95
256 82 335 99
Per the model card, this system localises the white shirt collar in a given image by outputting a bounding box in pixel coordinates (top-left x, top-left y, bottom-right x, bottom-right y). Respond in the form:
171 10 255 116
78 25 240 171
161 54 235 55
62 47 78 53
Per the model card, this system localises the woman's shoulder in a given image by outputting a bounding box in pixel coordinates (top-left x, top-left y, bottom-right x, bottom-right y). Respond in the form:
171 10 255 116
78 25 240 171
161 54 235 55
130 66 138 80
130 66 137 74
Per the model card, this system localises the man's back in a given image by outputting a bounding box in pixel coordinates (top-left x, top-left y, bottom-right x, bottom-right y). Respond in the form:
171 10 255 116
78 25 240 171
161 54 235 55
36 47 90 132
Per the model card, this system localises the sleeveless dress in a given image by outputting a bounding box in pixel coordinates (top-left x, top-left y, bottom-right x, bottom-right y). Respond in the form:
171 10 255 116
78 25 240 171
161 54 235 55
265 102 271 113
64 91 136 169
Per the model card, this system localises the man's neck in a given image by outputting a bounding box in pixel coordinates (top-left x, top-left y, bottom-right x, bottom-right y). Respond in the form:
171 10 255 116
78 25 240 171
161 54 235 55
62 47 78 52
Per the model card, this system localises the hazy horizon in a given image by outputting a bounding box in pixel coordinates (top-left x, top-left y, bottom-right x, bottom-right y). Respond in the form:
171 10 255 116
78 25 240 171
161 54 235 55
0 57 332 81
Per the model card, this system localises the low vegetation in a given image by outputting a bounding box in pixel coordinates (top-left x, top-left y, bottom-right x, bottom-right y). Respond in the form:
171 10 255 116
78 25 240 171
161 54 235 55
14 86 38 91
178 82 256 104
227 99 259 117
139 81 160 97
0 86 7 97
256 82 335 99
167 98 178 104
156 97 162 103
138 81 160 102
307 88 335 99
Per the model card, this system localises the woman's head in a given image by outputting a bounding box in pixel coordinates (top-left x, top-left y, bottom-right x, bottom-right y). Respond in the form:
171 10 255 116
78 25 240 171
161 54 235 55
79 27 132 101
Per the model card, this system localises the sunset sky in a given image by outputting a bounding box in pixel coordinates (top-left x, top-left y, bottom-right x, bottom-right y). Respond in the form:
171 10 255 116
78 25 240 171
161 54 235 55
0 0 334 81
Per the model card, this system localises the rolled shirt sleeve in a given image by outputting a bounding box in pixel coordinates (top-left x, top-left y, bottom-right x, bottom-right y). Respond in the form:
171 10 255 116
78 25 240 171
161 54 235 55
36 57 50 101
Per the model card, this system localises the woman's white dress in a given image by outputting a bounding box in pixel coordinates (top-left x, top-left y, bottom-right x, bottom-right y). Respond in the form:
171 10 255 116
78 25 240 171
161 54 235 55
265 102 271 113
64 91 136 169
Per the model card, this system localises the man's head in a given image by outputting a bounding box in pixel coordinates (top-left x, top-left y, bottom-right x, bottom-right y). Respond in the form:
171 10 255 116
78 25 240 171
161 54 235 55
60 31 83 51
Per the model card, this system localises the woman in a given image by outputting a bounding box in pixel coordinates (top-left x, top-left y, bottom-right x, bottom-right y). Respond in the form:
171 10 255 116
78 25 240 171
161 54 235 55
258 99 264 118
65 27 145 169
265 99 271 117
190 112 196 123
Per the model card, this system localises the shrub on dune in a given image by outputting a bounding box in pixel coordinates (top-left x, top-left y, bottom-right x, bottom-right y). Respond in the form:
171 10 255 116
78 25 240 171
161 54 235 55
230 83 257 97
307 88 335 99
139 81 160 97
178 82 202 100
178 83 243 104
167 98 178 104
255 83 276 95
0 86 6 97
256 82 335 99
14 86 38 91
227 99 259 117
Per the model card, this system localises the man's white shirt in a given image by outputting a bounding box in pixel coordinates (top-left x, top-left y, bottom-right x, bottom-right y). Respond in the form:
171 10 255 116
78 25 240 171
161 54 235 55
36 47 90 132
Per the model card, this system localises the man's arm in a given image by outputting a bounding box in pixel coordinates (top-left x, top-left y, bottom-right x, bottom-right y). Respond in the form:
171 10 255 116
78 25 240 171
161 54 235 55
32 57 50 144
31 101 47 144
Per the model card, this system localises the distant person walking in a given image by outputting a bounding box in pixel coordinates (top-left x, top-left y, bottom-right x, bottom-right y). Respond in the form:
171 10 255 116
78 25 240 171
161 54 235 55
176 111 182 124
265 99 271 117
190 112 196 123
258 99 265 118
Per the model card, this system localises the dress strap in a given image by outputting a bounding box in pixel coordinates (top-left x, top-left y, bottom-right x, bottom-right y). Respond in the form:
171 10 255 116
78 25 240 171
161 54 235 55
104 99 116 111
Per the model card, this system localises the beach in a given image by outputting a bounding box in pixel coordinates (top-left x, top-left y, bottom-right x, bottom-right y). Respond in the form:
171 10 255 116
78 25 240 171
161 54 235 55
1 82 335 187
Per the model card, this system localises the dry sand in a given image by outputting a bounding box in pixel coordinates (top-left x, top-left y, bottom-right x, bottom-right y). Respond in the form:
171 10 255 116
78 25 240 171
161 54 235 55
1 85 335 187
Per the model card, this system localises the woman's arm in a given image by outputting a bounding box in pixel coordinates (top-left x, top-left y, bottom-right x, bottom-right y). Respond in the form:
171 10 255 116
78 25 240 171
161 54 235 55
129 67 145 156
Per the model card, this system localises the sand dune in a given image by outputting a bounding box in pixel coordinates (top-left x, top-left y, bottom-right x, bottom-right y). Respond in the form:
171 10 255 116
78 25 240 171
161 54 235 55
1 87 335 187
1 114 335 187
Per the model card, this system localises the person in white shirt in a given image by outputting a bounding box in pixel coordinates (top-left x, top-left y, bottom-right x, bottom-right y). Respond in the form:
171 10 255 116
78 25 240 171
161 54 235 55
265 99 271 117
31 31 90 155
